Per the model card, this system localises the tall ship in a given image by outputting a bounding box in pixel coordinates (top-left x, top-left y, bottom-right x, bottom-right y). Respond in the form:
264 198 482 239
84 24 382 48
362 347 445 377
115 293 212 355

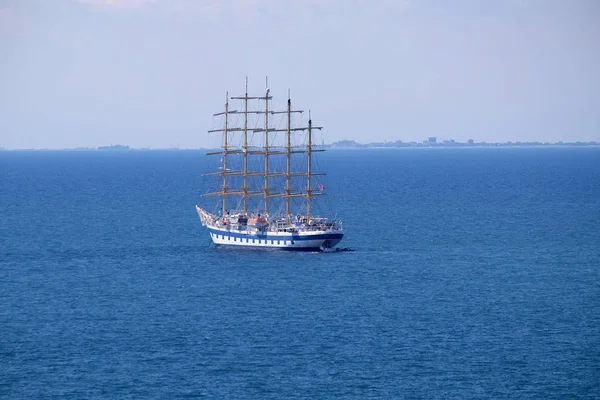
195 78 344 250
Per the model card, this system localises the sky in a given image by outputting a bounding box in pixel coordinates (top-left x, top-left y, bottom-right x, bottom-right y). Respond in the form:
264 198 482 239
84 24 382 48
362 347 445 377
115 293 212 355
1 0 599 149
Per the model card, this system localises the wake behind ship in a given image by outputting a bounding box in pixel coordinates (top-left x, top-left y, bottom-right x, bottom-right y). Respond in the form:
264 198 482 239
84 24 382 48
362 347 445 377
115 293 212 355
196 78 344 250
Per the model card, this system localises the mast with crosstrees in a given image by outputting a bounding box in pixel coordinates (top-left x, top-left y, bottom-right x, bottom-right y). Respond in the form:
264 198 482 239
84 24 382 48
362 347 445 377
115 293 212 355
307 113 313 221
270 90 303 218
195 77 344 250
264 78 270 215
243 78 248 214
202 78 325 219
222 93 228 215
286 97 292 218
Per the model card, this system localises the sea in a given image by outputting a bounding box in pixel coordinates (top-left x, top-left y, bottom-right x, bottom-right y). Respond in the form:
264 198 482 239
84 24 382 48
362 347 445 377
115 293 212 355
1 148 599 399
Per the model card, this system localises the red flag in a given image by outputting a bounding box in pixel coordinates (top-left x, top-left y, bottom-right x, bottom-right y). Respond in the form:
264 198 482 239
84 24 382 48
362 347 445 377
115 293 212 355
318 183 324 191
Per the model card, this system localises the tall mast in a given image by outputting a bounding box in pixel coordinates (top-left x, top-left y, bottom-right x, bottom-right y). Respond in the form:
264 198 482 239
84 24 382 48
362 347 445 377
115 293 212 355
222 92 229 216
243 77 248 214
286 92 291 219
307 112 312 221
264 77 269 215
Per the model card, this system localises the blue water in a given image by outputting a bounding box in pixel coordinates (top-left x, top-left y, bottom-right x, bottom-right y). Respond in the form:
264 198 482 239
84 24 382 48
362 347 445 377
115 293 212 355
1 148 599 399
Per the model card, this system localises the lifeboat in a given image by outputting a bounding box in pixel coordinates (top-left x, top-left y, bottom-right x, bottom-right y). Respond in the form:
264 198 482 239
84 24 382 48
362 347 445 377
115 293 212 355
248 216 268 227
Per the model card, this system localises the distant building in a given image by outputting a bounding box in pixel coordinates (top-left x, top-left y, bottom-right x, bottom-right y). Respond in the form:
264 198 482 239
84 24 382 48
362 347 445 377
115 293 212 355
428 137 437 144
467 139 474 145
97 144 130 151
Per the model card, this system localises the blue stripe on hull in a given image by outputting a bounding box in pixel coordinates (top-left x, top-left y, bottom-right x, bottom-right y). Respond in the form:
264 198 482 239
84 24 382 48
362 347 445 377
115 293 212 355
206 227 343 251
207 227 343 242
214 244 322 251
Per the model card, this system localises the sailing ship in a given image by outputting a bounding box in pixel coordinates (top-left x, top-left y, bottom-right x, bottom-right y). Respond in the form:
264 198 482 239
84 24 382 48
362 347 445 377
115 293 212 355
195 78 344 250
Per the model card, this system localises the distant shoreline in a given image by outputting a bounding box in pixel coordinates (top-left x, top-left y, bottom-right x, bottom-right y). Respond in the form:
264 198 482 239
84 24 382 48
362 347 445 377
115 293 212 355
1 142 599 151
326 139 599 149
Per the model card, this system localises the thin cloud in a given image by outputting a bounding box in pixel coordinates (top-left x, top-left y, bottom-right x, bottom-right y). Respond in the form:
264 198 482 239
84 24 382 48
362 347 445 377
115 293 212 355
0 7 13 21
0 7 26 34
76 0 156 9
73 0 412 21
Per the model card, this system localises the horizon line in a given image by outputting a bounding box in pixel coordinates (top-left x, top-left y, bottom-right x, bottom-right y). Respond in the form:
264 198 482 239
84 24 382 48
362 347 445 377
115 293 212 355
1 140 600 152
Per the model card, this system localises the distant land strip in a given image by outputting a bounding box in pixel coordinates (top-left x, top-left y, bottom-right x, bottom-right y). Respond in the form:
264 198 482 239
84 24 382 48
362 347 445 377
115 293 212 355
1 140 599 151
328 138 599 148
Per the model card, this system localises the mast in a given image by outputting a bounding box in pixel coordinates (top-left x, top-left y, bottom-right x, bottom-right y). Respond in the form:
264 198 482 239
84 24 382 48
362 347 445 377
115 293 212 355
307 112 312 221
222 92 229 216
204 81 323 216
264 77 269 215
243 77 248 214
286 93 291 219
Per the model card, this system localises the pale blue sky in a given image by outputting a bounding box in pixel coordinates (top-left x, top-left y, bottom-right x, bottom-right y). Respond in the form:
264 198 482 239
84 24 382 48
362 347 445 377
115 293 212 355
1 0 599 149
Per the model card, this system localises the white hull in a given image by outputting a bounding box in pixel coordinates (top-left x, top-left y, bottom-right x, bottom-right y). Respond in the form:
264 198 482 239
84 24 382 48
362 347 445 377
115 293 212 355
208 227 343 250
196 206 343 251
197 81 344 251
